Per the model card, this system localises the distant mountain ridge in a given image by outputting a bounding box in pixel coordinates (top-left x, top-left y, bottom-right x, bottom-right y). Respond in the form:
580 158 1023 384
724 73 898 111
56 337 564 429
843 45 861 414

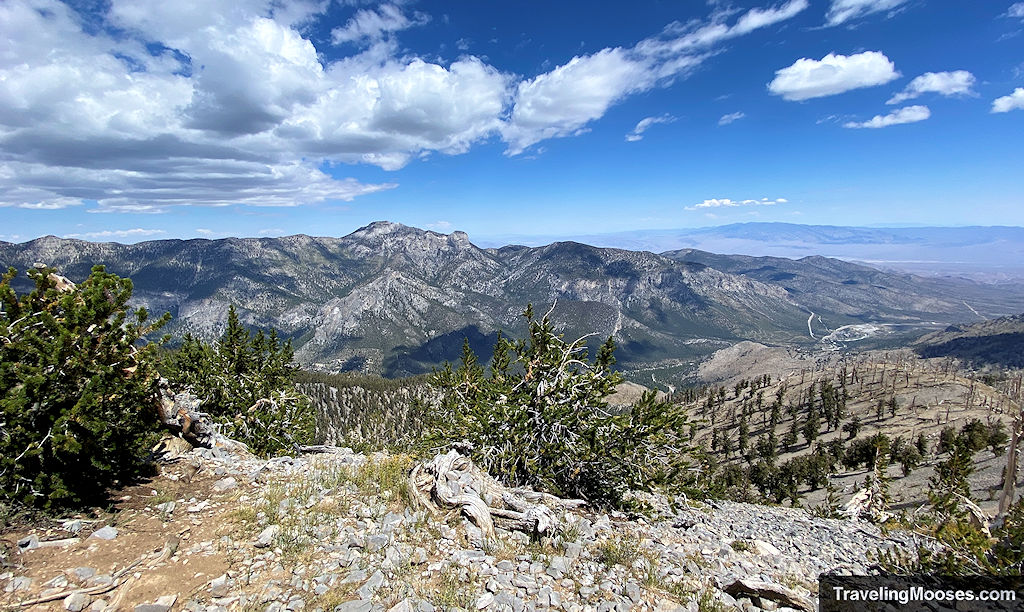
479 223 1024 281
915 313 1024 368
2 221 1022 380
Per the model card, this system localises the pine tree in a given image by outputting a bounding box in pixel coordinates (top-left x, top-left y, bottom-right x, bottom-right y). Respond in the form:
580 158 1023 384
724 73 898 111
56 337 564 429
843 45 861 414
425 305 690 508
1 265 169 508
165 306 313 456
802 404 821 445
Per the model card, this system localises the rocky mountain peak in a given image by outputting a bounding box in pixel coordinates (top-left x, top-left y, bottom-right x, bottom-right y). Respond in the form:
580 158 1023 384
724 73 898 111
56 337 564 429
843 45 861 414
352 220 405 233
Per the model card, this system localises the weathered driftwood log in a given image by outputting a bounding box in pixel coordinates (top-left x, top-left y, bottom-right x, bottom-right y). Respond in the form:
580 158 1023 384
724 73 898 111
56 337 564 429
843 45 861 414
409 450 582 547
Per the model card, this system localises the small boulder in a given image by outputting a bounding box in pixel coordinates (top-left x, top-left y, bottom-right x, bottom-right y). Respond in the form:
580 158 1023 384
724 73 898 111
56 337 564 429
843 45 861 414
254 525 280 548
89 526 118 541
64 592 92 612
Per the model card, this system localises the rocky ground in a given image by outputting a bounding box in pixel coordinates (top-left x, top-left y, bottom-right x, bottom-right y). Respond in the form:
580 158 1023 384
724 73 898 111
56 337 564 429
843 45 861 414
2 440 931 612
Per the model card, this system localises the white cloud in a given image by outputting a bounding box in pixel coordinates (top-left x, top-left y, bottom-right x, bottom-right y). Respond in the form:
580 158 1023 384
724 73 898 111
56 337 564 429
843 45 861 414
331 4 429 45
505 0 808 153
718 111 746 125
625 114 676 142
687 197 788 210
504 49 651 154
843 105 930 128
1007 3 1024 18
425 221 453 231
768 51 899 101
887 71 976 104
992 87 1024 113
0 0 811 208
825 0 909 26
63 228 166 240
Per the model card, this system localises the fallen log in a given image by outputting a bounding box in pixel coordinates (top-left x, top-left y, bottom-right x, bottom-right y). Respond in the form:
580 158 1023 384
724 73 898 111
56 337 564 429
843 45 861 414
409 450 576 547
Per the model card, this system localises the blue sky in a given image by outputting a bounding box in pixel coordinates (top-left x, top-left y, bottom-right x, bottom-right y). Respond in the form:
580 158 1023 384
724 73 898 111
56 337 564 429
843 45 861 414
1 0 1022 243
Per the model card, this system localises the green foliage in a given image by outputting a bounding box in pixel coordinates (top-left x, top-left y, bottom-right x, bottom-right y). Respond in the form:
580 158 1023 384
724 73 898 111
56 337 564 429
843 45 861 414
881 498 1024 576
0 265 168 509
424 306 691 508
842 414 861 440
929 437 976 520
164 305 313 456
842 434 890 471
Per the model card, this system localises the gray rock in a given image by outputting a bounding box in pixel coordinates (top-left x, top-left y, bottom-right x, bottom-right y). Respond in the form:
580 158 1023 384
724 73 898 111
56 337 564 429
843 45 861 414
17 535 39 550
387 599 414 612
255 525 280 548
155 502 176 514
62 519 84 534
334 601 372 612
210 574 231 597
134 601 173 612
73 567 96 581
5 576 32 592
342 569 367 584
213 477 238 493
85 575 113 587
90 526 118 540
475 593 495 609
64 592 92 612
357 570 384 599
366 534 389 552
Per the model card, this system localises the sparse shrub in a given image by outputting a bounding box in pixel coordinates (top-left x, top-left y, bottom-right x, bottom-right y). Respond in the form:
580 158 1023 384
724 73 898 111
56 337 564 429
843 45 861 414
597 535 641 568
0 265 169 509
164 305 313 456
424 305 691 508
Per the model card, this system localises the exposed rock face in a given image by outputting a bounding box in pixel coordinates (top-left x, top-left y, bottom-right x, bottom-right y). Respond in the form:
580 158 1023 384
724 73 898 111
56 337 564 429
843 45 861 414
3 221 1020 377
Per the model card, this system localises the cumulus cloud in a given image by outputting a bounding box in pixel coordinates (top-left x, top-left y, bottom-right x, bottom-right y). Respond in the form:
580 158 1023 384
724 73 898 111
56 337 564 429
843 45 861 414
768 51 899 101
825 0 909 26
63 228 166 240
0 0 810 209
687 197 788 210
504 49 652 154
992 88 1024 112
331 4 429 45
625 115 676 142
887 71 976 104
718 112 746 125
843 105 930 128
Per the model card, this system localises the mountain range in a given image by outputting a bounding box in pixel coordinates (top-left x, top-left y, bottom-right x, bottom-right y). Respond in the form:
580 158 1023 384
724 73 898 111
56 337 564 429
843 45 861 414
478 223 1024 281
2 221 1022 381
